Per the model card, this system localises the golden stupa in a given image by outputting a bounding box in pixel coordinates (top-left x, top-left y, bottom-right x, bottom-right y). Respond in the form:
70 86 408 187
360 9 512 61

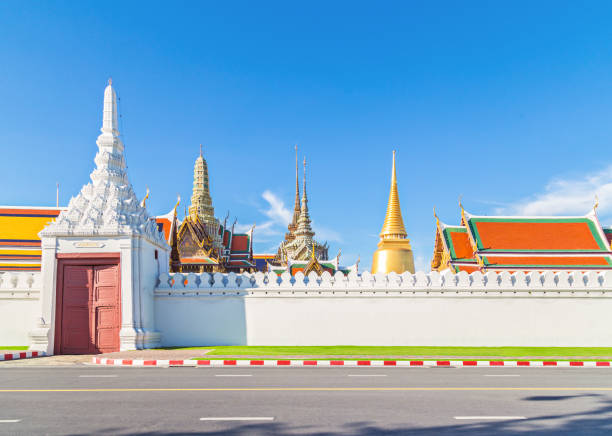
371 151 415 274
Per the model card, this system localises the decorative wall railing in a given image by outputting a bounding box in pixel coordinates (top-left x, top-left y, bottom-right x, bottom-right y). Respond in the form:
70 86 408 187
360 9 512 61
155 270 612 296
0 272 42 299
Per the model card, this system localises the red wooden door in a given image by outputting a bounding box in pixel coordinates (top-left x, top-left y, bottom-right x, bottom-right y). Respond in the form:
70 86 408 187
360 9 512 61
58 261 120 354
92 265 120 353
60 265 92 354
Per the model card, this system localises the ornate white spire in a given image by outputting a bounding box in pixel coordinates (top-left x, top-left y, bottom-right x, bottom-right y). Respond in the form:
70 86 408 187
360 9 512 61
40 80 166 245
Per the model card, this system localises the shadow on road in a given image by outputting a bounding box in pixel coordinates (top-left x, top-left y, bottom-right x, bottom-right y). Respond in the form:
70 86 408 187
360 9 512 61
64 394 612 435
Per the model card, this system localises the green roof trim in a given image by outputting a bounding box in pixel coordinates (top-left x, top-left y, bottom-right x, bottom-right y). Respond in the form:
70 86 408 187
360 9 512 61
481 255 612 268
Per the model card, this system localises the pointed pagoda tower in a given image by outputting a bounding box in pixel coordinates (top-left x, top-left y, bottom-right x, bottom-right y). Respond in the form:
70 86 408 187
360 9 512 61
294 157 315 240
371 151 415 274
36 80 169 354
276 156 328 264
284 145 301 243
188 145 216 225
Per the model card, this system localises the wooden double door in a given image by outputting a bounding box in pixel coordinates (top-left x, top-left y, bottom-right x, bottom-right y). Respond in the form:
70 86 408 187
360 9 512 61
55 258 121 354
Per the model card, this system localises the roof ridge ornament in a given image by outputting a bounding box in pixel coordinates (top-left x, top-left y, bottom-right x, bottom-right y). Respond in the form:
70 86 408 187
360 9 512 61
140 187 150 208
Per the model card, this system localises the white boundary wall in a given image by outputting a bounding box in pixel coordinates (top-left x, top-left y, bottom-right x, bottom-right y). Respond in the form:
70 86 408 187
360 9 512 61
154 270 612 347
0 272 42 346
4 269 612 348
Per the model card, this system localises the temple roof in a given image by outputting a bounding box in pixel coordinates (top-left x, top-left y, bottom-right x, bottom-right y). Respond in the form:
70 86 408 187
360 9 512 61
463 210 609 253
0 206 64 271
432 207 612 273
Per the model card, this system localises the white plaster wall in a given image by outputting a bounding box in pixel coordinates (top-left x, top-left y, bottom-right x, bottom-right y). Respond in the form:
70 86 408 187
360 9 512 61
153 270 612 347
154 294 612 347
155 296 247 346
242 296 612 346
0 299 40 346
137 239 168 347
0 272 42 346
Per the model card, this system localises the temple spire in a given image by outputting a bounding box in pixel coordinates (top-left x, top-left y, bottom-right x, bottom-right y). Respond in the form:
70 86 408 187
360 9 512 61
371 150 414 274
284 145 301 242
295 156 314 237
188 146 215 225
293 144 300 216
380 150 407 239
101 79 119 137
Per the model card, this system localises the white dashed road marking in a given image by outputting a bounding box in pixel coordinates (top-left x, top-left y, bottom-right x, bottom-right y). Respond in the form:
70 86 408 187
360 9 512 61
79 375 118 378
455 416 526 420
200 417 274 421
214 374 252 377
484 375 520 377
347 374 388 377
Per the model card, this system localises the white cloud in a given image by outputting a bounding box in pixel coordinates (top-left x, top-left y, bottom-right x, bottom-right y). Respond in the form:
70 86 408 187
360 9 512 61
495 165 612 219
234 191 292 241
239 190 343 250
262 190 292 225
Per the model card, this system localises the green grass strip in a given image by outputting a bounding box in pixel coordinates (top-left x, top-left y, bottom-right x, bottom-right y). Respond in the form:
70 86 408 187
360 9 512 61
0 346 29 351
156 345 612 358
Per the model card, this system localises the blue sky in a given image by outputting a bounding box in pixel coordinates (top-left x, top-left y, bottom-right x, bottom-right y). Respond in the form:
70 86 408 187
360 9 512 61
2 1 612 270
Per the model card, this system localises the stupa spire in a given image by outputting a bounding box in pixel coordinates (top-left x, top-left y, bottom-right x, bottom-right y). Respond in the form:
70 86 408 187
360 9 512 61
293 144 301 219
380 150 407 239
40 80 165 246
100 79 119 138
188 145 215 225
295 156 314 237
284 145 302 242
371 150 414 274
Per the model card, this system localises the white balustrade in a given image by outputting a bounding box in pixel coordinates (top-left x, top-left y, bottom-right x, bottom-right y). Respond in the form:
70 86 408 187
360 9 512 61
152 270 612 296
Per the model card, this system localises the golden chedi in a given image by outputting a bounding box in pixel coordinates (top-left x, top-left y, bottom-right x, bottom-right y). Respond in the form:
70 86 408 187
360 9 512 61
371 151 415 274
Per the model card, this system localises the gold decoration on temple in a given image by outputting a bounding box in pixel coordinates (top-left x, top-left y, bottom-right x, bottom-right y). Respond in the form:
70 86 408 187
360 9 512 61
188 144 215 225
371 150 415 274
140 187 150 208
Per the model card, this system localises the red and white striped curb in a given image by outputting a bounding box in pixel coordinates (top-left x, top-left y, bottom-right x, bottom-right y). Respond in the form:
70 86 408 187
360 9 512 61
0 351 45 361
92 358 612 368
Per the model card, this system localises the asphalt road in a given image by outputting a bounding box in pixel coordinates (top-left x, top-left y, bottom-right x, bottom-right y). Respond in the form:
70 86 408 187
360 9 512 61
1 366 612 435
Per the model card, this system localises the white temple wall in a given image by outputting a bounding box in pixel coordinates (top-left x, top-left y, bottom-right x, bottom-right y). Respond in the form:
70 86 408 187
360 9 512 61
136 238 167 348
153 271 612 347
0 272 42 346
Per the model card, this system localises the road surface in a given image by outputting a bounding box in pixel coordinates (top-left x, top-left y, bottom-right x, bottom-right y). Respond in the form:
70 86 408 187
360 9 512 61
0 366 611 434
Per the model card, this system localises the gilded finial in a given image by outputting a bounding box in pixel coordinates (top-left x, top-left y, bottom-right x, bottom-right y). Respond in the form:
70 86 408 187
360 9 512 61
458 195 464 211
434 206 441 228
311 241 316 260
108 77 112 86
379 150 407 239
173 194 181 213
199 144 203 157
140 187 150 208
594 195 599 211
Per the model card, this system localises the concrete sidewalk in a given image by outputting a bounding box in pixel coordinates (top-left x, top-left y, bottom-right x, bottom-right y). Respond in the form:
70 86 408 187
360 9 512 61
4 348 612 367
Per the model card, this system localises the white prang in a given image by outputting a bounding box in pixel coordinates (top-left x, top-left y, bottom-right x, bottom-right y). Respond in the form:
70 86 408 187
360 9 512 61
41 81 165 244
